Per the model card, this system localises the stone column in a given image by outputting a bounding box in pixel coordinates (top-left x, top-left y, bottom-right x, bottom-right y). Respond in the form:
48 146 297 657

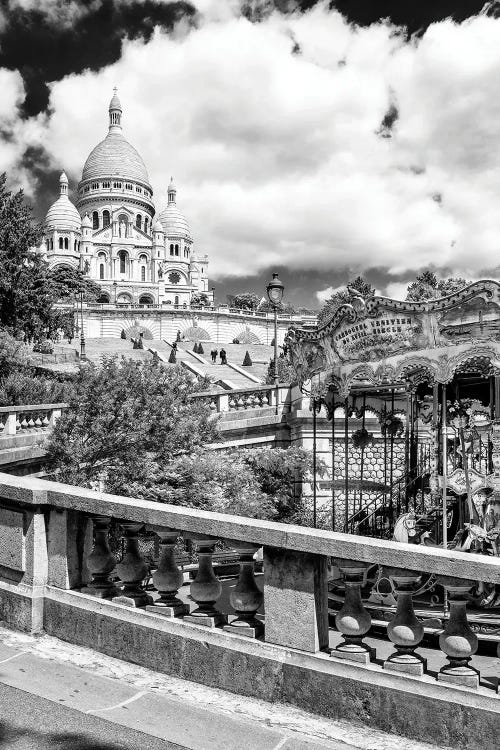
112 522 153 607
438 577 479 688
331 559 374 664
184 538 226 627
224 544 263 638
383 568 426 676
263 546 329 652
146 528 188 617
84 515 118 599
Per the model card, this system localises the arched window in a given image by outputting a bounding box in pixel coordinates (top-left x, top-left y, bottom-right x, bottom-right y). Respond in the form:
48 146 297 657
170 243 174 255
136 215 142 230
92 211 99 230
99 264 104 280
103 210 110 228
59 237 63 249
144 218 149 234
141 267 146 282
119 250 127 274
175 244 179 256
64 237 69 250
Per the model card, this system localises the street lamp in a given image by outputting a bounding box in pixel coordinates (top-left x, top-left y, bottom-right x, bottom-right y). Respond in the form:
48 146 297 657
79 291 86 360
211 286 216 310
266 272 284 415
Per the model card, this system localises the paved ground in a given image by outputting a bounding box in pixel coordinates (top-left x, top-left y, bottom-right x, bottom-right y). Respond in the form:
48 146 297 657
0 626 450 750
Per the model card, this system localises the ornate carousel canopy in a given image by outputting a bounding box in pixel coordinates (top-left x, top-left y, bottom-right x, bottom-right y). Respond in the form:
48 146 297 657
286 280 500 397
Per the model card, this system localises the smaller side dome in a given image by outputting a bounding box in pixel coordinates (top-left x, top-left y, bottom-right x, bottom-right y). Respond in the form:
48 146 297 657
154 220 164 233
157 178 192 241
45 172 81 232
82 213 92 227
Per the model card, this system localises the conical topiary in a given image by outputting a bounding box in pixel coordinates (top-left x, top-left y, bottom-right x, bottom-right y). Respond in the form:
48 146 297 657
120 329 127 339
168 349 177 364
198 342 204 355
242 350 252 367
193 342 199 353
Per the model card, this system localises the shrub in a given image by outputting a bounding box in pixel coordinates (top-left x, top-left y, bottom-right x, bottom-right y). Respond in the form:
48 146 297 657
242 351 252 367
168 349 177 364
198 342 204 355
120 329 127 339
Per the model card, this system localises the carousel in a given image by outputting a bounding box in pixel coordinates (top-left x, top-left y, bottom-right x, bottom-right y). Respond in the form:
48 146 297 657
286 279 500 637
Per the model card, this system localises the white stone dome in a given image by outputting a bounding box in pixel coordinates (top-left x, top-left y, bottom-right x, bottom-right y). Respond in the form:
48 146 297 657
45 172 81 232
80 90 151 186
81 132 150 184
157 178 192 240
153 220 164 233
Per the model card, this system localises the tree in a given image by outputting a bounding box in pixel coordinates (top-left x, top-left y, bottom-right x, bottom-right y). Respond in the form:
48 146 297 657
0 174 55 340
45 357 217 495
266 354 294 384
0 370 74 406
318 276 375 327
191 292 211 306
227 292 261 311
0 329 28 377
405 270 469 301
48 265 102 303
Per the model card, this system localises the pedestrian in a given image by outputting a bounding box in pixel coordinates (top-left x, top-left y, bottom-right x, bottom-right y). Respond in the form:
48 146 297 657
172 341 177 351
211 348 217 363
220 348 227 365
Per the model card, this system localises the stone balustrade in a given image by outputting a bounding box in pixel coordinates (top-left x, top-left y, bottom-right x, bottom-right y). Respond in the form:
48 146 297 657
191 385 289 414
0 403 66 438
1 472 500 748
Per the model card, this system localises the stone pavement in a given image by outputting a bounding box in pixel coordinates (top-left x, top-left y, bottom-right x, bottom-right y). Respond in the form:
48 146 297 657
0 626 452 750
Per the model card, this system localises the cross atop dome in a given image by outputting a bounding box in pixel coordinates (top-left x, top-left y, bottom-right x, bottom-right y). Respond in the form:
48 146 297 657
109 87 122 131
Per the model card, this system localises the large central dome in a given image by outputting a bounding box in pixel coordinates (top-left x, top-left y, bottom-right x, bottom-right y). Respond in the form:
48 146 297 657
80 90 151 187
82 132 150 184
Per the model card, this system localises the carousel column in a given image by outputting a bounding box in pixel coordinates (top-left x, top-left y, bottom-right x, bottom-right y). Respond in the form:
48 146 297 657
383 568 426 676
437 577 479 688
331 559 374 664
428 383 440 507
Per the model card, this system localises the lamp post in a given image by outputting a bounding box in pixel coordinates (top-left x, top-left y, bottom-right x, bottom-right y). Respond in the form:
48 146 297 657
211 286 216 310
266 272 284 415
79 291 86 360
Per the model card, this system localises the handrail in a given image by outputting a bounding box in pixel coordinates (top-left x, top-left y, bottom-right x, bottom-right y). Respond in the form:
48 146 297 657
2 471 500 581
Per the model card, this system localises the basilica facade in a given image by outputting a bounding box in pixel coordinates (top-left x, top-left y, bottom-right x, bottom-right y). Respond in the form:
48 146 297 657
42 90 210 306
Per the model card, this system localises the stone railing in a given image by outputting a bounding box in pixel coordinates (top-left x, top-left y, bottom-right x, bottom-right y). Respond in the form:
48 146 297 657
0 403 66 438
191 385 290 413
1 473 500 747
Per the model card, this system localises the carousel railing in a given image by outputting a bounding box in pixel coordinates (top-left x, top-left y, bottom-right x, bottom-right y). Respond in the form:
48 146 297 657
346 443 433 537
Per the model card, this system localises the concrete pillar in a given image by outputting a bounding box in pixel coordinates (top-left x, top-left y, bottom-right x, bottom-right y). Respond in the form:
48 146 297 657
47 509 92 590
263 547 329 652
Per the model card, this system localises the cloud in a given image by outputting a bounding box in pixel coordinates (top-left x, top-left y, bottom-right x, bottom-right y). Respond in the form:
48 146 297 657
2 2 500 297
315 285 344 304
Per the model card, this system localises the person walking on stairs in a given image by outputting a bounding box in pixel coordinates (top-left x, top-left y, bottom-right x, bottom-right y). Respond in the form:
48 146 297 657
220 348 227 365
210 348 218 363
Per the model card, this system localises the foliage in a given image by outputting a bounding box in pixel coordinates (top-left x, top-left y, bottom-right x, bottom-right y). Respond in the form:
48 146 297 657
380 411 404 437
161 446 321 525
0 329 29 377
258 300 296 314
0 370 74 406
351 428 373 450
226 292 261 311
317 276 375 327
45 357 217 494
266 354 295 384
198 342 204 355
32 339 53 354
47 265 102 303
447 398 475 427
191 292 211 306
405 270 469 301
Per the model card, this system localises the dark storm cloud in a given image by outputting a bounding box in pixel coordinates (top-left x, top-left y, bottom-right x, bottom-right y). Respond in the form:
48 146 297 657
20 146 63 219
0 0 196 117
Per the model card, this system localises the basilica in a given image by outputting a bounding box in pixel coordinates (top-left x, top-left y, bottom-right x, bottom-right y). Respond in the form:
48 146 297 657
42 90 210 306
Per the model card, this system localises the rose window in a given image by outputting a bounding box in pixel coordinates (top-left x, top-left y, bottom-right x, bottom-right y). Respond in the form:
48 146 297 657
168 272 181 285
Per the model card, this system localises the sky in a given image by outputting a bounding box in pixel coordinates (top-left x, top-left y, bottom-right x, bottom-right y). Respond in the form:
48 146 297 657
1 0 500 309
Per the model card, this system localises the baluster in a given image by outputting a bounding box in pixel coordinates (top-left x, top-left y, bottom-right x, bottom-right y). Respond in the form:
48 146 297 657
224 544 263 638
245 394 254 409
15 416 21 432
209 399 217 411
331 559 374 664
34 413 43 429
236 396 245 410
146 529 188 617
0 418 4 433
112 522 153 607
261 392 269 406
228 396 236 411
84 515 118 599
20 416 29 430
42 413 50 428
27 413 36 429
184 538 226 627
383 568 426 676
437 577 479 688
